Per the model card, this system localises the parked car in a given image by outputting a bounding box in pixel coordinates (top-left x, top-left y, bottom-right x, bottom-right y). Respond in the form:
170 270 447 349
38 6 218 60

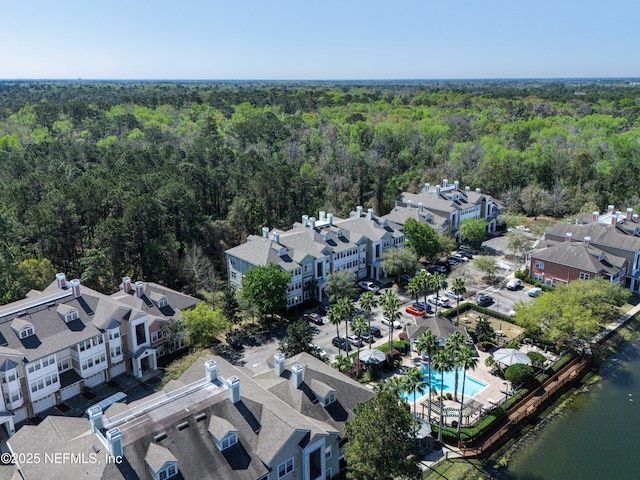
444 290 463 301
506 278 522 291
381 316 402 329
459 245 478 255
311 344 327 358
508 309 517 317
451 253 469 262
318 303 330 314
412 301 433 313
528 287 543 297
304 312 324 325
357 281 380 292
433 265 447 273
405 305 426 317
497 262 512 271
360 331 373 344
446 259 458 267
476 294 493 306
346 334 363 347
516 225 531 232
428 295 450 307
226 335 243 350
332 337 352 351
369 326 383 338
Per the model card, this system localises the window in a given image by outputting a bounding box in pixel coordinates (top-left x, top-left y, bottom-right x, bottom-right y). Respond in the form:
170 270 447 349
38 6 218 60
152 330 165 343
579 272 590 280
158 298 168 308
58 358 71 372
64 311 79 322
534 273 543 282
4 389 21 404
325 468 332 480
221 433 238 450
135 323 147 345
20 327 34 339
1 370 16 383
30 374 58 394
158 464 177 480
278 457 294 478
111 346 122 358
545 279 554 286
325 445 332 459
535 261 544 270
325 392 336 405
108 329 120 340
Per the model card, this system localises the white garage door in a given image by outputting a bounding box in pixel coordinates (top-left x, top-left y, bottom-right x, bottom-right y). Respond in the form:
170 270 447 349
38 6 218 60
60 383 81 401
110 362 127 378
12 407 27 424
84 371 106 388
32 394 56 415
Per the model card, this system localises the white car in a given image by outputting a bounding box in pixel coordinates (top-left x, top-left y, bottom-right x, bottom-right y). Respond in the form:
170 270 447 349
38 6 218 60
381 316 402 329
508 309 517 317
357 281 380 292
311 344 327 358
452 253 469 262
516 225 531 232
527 287 543 297
497 262 512 271
444 290 463 301
506 278 522 290
428 295 450 307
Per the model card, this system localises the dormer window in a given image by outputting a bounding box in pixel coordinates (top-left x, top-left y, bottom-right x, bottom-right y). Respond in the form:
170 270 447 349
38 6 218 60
65 311 79 323
324 391 336 405
20 327 34 339
158 298 168 308
158 465 177 480
220 432 238 450
208 414 238 452
145 443 178 480
150 292 169 309
57 304 79 323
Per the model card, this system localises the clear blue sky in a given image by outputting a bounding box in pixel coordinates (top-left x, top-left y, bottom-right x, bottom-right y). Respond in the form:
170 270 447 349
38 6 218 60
1 0 638 80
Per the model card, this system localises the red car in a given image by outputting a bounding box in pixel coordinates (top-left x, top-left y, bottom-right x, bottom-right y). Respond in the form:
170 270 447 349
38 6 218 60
405 306 426 317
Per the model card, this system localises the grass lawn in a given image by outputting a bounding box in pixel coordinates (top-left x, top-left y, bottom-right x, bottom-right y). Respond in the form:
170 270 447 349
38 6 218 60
423 458 489 480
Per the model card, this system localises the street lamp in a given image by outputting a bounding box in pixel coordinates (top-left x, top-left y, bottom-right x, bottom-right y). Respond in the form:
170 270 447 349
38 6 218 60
502 381 509 409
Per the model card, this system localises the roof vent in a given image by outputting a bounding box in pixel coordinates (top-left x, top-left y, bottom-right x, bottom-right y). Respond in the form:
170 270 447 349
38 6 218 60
154 432 167 442
177 422 189 431
195 413 207 422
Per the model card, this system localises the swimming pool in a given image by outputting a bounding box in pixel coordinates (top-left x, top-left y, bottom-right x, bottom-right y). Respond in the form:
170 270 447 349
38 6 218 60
400 367 487 402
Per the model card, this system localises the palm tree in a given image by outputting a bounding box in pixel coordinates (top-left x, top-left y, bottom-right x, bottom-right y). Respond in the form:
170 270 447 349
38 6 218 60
359 290 379 348
405 366 428 416
351 315 368 376
432 350 454 444
451 278 466 325
415 330 439 423
455 345 478 442
415 270 430 305
374 375 407 397
428 272 447 316
337 296 355 348
380 289 401 347
327 304 343 356
445 332 466 402
406 277 421 306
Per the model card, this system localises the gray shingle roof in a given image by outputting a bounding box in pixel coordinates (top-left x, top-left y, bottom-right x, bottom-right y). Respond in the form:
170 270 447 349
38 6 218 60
529 242 626 275
545 222 640 253
145 442 177 472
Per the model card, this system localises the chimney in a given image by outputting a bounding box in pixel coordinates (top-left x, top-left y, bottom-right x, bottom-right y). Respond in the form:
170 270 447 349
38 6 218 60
592 211 599 223
424 183 430 192
608 204 615 214
274 353 285 376
262 227 269 238
367 208 374 220
465 186 470 193
327 213 333 225
435 185 441 195
228 376 240 404
88 406 104 431
309 217 316 229
56 272 67 289
475 188 481 194
319 211 326 222
106 428 123 458
454 180 460 190
584 236 591 247
418 202 423 211
612 215 617 226
565 232 573 243
205 360 218 383
442 179 449 188
135 281 144 298
356 206 363 217
273 231 280 244
633 214 639 223
122 276 132 293
302 215 309 228
627 208 634 220
291 364 304 388
70 279 81 298
407 200 413 208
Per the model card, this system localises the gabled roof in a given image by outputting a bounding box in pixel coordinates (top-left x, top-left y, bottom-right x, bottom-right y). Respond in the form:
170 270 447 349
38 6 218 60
545 222 640 253
529 241 626 276
208 414 237 440
145 442 177 472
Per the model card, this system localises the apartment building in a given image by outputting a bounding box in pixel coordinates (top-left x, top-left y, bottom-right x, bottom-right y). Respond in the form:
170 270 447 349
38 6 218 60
533 207 640 292
225 207 405 307
8 352 375 480
383 178 500 240
0 274 198 433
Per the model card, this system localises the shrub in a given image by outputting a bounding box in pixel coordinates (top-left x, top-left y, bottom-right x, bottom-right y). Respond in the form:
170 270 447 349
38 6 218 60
527 351 546 368
505 363 535 386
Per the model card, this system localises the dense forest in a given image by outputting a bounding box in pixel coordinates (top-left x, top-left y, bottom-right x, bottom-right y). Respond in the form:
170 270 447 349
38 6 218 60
0 80 639 302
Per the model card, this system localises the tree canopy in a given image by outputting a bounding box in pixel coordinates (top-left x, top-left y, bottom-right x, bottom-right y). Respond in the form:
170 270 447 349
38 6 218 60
278 319 314 357
403 218 440 262
181 303 230 349
242 262 291 317
344 389 421 480
459 217 488 245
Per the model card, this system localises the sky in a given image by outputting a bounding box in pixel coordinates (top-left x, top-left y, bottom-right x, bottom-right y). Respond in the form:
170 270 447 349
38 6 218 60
1 0 639 80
